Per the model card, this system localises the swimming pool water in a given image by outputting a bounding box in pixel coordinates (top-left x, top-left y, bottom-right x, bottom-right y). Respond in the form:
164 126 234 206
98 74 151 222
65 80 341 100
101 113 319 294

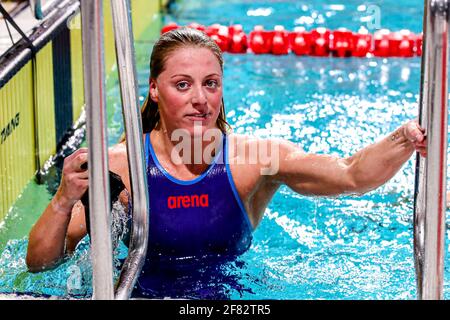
1 0 450 299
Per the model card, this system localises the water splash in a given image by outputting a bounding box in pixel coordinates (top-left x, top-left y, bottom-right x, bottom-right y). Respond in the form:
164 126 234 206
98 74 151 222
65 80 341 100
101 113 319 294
0 199 130 299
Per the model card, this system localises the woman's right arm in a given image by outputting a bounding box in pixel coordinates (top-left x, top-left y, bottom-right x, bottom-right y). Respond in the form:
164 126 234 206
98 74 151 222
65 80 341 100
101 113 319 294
26 148 89 272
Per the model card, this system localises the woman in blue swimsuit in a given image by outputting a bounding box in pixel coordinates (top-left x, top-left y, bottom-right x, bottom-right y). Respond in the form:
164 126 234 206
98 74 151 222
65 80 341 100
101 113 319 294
26 28 427 298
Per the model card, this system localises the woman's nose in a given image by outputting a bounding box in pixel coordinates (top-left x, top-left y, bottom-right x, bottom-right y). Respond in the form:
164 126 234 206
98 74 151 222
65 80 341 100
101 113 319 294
191 85 207 107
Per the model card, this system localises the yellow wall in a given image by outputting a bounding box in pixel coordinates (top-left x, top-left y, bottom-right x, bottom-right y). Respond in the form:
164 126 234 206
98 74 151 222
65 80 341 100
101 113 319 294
35 43 57 166
104 0 165 74
103 0 117 80
0 63 36 221
132 0 163 41
70 13 85 121
0 0 164 221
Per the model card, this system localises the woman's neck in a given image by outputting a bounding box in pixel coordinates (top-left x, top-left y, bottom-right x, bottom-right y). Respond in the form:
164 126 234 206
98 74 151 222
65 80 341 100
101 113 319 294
150 124 223 175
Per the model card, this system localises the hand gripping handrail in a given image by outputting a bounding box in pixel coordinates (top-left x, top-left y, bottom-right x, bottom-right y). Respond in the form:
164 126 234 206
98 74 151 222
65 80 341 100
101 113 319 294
80 0 115 300
109 0 149 300
414 0 449 300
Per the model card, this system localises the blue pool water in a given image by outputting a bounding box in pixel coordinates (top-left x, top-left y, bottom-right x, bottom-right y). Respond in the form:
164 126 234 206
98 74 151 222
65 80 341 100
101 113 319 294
1 0 449 299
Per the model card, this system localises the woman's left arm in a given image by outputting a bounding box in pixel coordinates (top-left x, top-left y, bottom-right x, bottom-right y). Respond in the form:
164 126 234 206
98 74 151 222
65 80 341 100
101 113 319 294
269 120 426 196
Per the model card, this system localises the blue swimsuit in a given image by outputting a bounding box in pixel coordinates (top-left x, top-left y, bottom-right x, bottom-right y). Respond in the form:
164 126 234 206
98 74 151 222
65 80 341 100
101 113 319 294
133 132 253 298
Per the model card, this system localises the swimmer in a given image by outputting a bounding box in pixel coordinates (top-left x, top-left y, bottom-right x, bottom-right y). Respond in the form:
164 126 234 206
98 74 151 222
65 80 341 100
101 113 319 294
26 27 427 297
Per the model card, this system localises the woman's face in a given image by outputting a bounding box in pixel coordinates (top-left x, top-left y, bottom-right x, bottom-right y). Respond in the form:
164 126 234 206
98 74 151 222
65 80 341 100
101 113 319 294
150 46 223 136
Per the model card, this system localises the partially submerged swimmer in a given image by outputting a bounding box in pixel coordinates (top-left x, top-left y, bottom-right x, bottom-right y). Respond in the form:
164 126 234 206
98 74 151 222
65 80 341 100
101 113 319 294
26 27 427 298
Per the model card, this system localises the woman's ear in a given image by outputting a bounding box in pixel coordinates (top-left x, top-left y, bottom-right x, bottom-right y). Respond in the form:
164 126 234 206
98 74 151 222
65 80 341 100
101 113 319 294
149 79 158 103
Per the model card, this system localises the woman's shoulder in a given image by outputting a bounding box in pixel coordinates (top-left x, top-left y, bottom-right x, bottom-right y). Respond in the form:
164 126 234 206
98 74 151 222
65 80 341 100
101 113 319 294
226 133 277 168
108 142 128 171
109 142 127 156
227 132 290 150
226 132 304 176
226 132 259 145
107 132 150 167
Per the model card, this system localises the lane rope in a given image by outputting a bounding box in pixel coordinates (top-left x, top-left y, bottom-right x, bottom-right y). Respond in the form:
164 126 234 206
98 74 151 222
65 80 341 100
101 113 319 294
162 23 422 58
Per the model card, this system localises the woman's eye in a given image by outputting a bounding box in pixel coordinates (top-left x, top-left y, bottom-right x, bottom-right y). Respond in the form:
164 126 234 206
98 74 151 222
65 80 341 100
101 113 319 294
205 80 218 88
176 81 189 90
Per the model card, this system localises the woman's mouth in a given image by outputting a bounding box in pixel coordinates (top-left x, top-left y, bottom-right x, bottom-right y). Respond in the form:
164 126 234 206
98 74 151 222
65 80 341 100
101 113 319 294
185 113 211 121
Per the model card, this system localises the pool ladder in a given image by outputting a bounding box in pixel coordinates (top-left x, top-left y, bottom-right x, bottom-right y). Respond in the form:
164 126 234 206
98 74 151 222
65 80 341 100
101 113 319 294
80 0 449 300
414 0 449 300
80 0 149 300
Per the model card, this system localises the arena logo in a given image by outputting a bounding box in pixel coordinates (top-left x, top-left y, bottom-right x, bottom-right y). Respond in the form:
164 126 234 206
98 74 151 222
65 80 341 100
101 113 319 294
168 194 209 209
1 112 20 145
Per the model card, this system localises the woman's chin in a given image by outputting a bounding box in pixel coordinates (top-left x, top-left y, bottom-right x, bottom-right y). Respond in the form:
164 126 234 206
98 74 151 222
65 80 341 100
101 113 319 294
182 118 216 135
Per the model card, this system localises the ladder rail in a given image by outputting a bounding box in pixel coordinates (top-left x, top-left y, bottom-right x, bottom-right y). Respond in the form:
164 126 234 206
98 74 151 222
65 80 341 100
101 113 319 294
414 0 449 300
109 0 150 300
80 0 115 300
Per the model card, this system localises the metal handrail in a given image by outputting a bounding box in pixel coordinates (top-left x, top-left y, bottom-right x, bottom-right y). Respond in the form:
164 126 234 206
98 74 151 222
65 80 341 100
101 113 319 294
80 0 114 300
109 0 150 300
0 0 80 88
414 0 449 300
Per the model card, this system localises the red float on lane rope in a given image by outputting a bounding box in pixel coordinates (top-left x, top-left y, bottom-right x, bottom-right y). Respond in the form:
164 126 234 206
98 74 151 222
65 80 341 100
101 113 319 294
249 25 272 54
228 24 248 53
289 27 311 56
352 32 372 57
310 28 331 57
330 29 354 58
271 25 289 55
